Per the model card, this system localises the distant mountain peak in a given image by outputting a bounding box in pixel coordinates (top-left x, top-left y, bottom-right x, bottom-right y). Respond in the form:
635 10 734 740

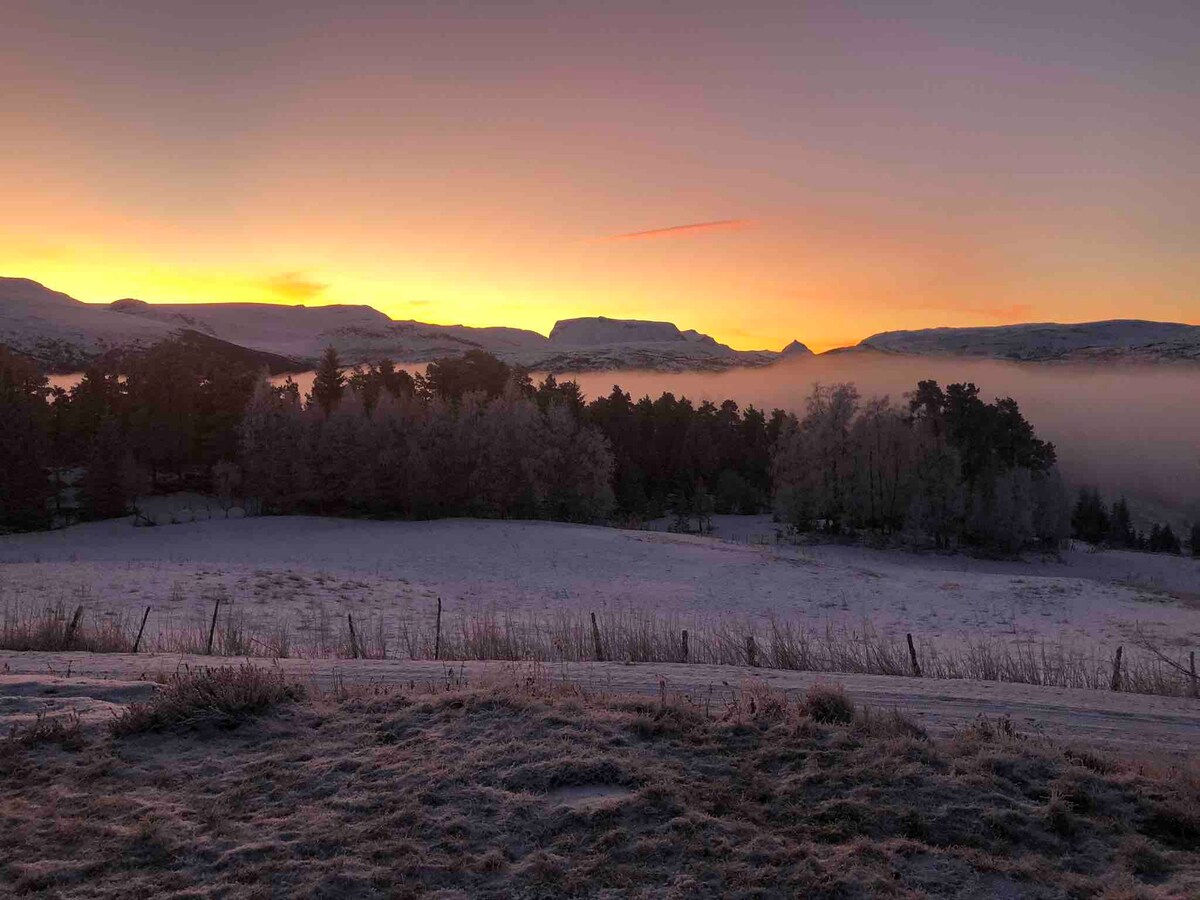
549 317 688 345
19 274 1195 373
857 320 1200 363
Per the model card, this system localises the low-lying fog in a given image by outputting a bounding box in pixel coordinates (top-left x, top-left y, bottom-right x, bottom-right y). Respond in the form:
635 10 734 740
567 357 1200 528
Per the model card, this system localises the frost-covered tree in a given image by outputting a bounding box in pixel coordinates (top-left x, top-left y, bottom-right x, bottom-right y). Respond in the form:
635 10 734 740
1031 469 1071 549
850 397 913 532
306 391 375 513
238 378 308 513
533 401 615 522
771 383 861 533
477 385 544 517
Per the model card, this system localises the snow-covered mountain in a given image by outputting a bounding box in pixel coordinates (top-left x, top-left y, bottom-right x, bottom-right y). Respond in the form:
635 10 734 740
9 275 1194 373
0 278 176 369
0 278 794 373
107 301 781 372
858 321 1200 363
524 316 783 372
108 297 549 365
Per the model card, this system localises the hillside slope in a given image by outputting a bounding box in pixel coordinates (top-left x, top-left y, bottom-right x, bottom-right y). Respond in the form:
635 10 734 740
1 277 794 372
0 278 175 370
860 320 1200 363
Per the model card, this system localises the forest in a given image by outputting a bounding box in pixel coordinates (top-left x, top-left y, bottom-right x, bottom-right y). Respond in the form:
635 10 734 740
1 341 1195 556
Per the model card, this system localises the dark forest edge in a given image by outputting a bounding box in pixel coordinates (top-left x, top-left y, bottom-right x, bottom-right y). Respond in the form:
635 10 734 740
1 341 1196 557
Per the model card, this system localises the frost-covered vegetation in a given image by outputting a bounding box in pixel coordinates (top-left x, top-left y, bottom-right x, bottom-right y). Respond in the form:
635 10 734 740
1 341 1194 555
2 671 1198 898
771 380 1067 551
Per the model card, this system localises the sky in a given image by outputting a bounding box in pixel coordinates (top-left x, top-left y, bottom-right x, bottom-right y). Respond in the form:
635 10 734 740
2 1 1197 352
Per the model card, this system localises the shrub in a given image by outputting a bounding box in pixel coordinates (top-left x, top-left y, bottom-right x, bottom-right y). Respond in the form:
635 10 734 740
112 665 305 735
1 711 85 753
804 683 854 724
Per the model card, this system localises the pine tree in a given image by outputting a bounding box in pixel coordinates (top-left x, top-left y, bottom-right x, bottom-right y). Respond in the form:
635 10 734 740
1161 523 1180 554
239 378 308 512
79 417 137 520
1148 523 1181 554
310 346 346 415
1108 497 1135 548
1071 488 1110 544
0 347 52 531
1190 522 1200 557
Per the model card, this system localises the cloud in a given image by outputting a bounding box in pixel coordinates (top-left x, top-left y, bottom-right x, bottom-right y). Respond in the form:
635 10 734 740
601 219 751 241
262 272 328 301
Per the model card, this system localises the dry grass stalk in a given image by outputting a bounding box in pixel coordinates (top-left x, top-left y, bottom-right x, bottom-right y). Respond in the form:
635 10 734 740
2 672 1197 897
110 664 305 735
4 600 1197 697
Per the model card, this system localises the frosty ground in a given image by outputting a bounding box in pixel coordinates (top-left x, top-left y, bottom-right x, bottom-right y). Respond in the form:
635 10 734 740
3 516 1199 898
2 666 1198 899
1 513 1197 657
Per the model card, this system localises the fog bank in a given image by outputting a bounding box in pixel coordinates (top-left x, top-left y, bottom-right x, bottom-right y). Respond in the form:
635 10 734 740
570 357 1200 528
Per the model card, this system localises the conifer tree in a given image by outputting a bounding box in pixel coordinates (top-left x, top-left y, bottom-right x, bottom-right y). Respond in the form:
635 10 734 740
0 347 51 531
1108 497 1136 548
310 346 346 415
79 417 138 520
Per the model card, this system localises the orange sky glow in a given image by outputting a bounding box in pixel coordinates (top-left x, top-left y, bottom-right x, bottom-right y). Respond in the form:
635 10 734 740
2 2 1197 353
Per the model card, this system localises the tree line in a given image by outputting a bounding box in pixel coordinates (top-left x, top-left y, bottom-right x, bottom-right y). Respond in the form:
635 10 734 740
771 380 1067 551
1070 488 1190 554
1 342 1196 555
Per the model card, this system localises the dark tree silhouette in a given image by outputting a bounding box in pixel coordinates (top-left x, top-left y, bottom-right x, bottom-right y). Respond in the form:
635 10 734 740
1072 487 1110 545
1107 497 1136 548
79 417 137 520
423 350 529 402
310 346 346 415
0 347 51 531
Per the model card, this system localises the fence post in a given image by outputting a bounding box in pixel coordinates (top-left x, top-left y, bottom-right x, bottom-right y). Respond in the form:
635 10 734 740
132 607 151 654
1109 645 1123 692
434 597 442 661
681 629 689 663
348 614 361 659
590 612 604 661
906 633 922 677
1190 651 1198 699
745 634 758 668
206 598 221 655
63 605 84 650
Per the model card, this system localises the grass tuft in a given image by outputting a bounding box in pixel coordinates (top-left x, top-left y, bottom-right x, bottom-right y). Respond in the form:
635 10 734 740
804 683 855 724
111 665 305 735
1 711 85 754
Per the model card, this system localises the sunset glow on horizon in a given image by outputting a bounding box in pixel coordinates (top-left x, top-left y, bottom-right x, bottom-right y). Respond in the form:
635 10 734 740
3 1 1197 353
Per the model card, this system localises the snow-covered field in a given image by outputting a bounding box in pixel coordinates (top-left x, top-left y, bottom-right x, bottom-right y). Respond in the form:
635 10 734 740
1 514 1197 655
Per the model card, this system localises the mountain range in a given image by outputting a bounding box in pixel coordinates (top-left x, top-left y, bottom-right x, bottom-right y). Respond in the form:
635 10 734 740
2 276 1197 373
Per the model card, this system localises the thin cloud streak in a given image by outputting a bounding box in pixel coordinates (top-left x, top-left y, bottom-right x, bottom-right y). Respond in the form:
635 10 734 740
601 219 752 242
